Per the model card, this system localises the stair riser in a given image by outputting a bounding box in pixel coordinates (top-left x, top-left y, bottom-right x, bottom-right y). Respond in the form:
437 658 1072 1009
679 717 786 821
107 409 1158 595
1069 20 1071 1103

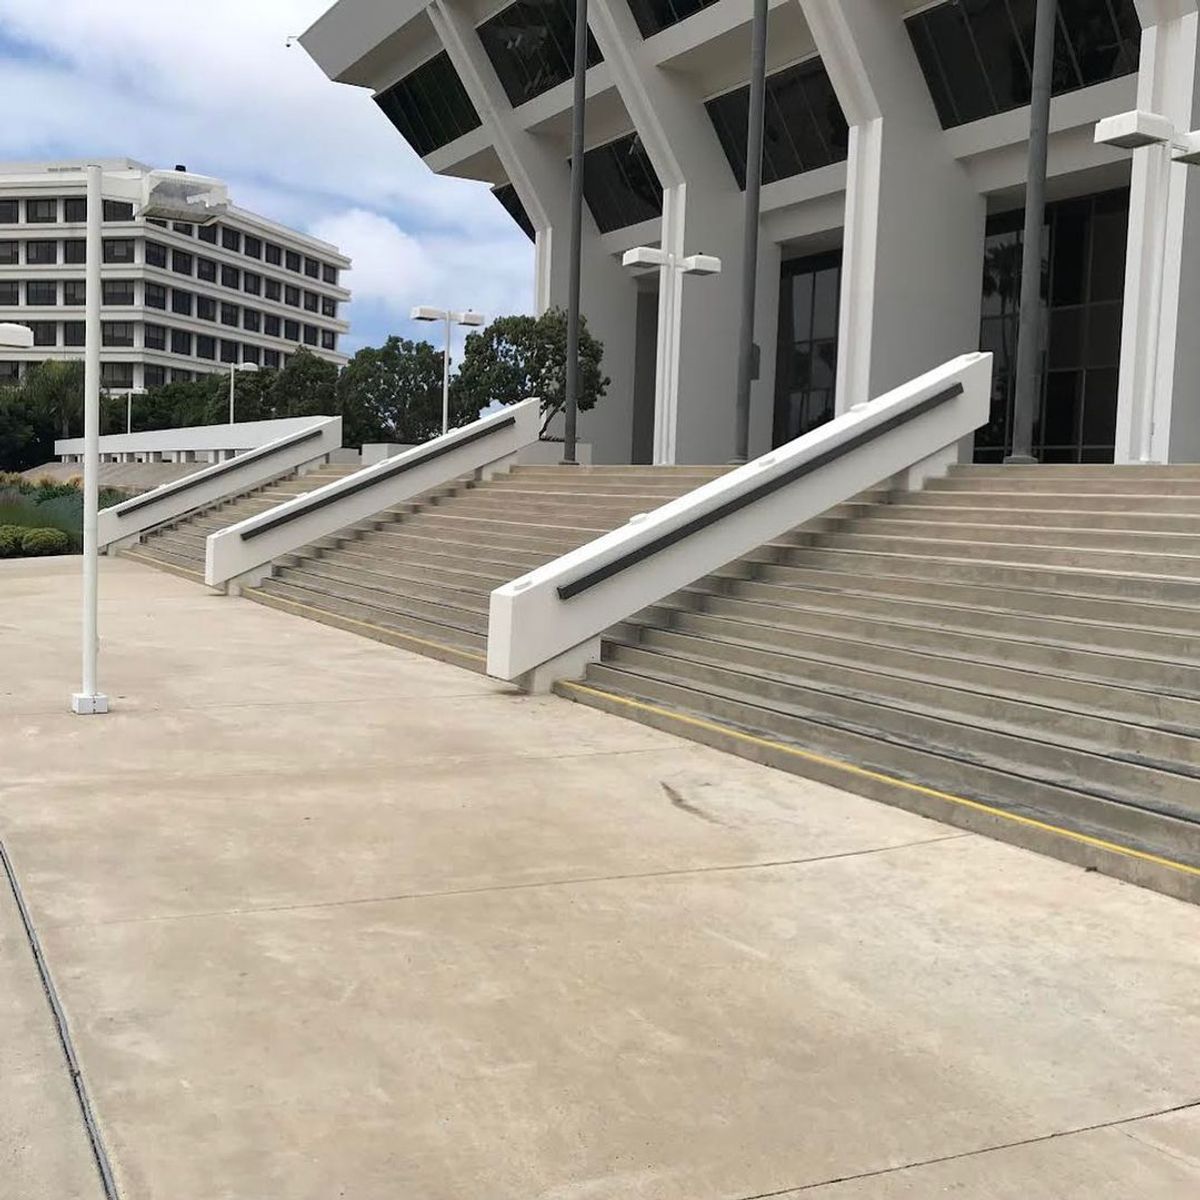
274 569 488 631
315 549 512 593
872 504 1200 534
122 547 204 579
290 560 492 610
952 465 1200 480
900 490 1200 513
339 536 547 576
144 535 204 561
377 523 589 558
847 519 1200 555
929 478 1200 496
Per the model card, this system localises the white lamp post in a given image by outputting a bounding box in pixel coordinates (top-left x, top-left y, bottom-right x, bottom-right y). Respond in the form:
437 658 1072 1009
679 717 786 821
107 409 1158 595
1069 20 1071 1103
125 386 147 435
71 165 228 716
1095 109 1200 464
410 306 486 435
229 361 259 424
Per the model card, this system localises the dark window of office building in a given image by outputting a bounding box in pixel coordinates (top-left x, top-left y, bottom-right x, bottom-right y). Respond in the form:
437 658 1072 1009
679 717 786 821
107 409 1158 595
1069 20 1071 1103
0 361 19 381
284 284 300 307
321 296 337 318
103 321 135 348
144 364 166 388
977 189 1128 462
479 0 602 108
172 288 194 317
26 198 56 223
624 0 718 38
302 324 318 346
63 321 85 347
374 51 482 156
63 239 85 264
171 328 193 356
26 280 57 306
220 338 239 364
197 256 217 282
581 133 663 234
241 343 261 365
322 263 338 285
0 200 18 223
198 224 217 244
27 321 57 347
102 279 135 306
171 368 193 382
263 348 281 369
145 282 167 310
104 200 135 221
27 240 58 265
0 241 16 264
196 334 216 360
222 227 241 253
243 308 261 333
64 280 86 306
284 318 300 341
144 322 167 350
0 281 17 304
243 235 262 259
147 217 167 228
101 362 134 388
265 241 282 265
104 238 135 264
303 290 318 313
907 0 1141 129
197 296 217 321
773 251 842 447
243 271 261 295
321 329 337 351
63 198 87 222
222 264 240 289
304 257 319 279
492 183 536 241
707 56 849 190
285 250 301 273
172 249 193 274
265 278 282 301
145 240 168 268
173 221 193 236
264 314 281 337
221 302 239 327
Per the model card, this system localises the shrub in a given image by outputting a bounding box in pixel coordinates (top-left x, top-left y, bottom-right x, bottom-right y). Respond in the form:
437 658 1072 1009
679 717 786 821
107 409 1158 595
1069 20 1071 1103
19 527 71 556
0 525 24 557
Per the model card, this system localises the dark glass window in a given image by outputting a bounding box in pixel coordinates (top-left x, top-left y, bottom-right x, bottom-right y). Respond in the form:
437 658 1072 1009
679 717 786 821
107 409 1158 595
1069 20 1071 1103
479 0 602 107
322 264 338 285
492 184 536 241
774 251 842 446
374 51 482 156
221 302 240 327
102 321 135 347
63 321 85 347
265 242 282 265
104 200 135 221
172 288 194 317
63 198 87 223
241 343 261 366
102 279 135 306
707 56 849 190
303 290 319 313
222 227 241 252
285 284 300 307
104 239 135 264
264 314 281 337
220 338 239 364
221 264 240 289
144 364 166 388
171 328 193 356
145 282 167 310
197 296 217 321
581 133 663 234
625 0 718 38
197 256 217 282
907 0 1141 130
263 349 281 369
27 240 58 265
145 240 168 268
26 280 57 306
977 188 1129 463
285 250 301 273
321 296 337 318
171 368 193 382
63 239 85 264
243 271 261 295
196 334 216 360
284 318 300 341
0 200 17 223
101 362 134 388
0 281 17 304
172 221 193 236
321 329 337 351
63 280 86 306
304 257 320 279
0 361 19 380
147 217 167 228
27 321 57 346
26 198 56 223
265 278 282 301
244 235 262 259
0 241 16 264
172 249 193 274
198 224 218 244
243 308 261 333
144 322 167 350
302 324 318 346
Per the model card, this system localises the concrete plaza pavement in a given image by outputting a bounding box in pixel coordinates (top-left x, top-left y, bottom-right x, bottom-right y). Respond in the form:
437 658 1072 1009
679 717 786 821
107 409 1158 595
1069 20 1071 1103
1 554 1198 1199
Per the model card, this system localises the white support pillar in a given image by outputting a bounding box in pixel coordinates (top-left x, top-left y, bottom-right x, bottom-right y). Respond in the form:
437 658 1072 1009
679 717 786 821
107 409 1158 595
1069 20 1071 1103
800 0 985 413
1116 1 1200 462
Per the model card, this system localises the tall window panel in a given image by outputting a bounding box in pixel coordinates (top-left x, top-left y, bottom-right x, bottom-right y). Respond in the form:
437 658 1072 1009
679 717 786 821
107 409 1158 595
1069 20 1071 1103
492 184 536 241
907 0 1141 129
582 133 663 234
625 0 720 39
374 52 482 157
479 0 603 108
707 57 849 190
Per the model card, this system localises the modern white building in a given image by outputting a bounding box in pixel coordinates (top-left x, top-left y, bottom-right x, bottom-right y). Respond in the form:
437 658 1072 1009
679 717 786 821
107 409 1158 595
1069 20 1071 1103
301 0 1199 465
0 158 352 393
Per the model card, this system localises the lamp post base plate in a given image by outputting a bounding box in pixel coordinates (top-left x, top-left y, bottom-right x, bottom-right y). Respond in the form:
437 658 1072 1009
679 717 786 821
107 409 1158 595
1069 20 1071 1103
1002 454 1039 465
71 693 110 716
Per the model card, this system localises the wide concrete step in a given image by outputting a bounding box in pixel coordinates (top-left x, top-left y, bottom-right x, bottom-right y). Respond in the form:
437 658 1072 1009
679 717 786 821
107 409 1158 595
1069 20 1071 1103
508 465 728 478
904 488 1200 512
929 475 1200 496
484 478 724 497
438 494 680 521
342 531 552 576
121 544 206 580
375 519 592 558
871 502 1200 534
288 557 492 611
143 532 204 561
951 464 1200 480
313 546 514 594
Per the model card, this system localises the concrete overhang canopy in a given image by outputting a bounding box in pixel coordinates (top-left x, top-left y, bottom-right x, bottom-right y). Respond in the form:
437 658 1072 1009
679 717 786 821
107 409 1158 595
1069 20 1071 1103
300 0 433 86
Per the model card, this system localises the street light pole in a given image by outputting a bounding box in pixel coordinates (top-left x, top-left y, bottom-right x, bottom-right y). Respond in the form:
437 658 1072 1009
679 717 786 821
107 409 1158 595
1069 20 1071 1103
442 309 451 435
72 164 108 715
1007 0 1056 464
229 361 259 425
563 0 588 466
411 307 486 435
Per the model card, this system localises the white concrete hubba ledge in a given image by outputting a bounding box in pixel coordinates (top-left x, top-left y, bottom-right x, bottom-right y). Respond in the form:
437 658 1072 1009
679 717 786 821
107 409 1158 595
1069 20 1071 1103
96 417 343 552
205 397 543 591
488 354 993 692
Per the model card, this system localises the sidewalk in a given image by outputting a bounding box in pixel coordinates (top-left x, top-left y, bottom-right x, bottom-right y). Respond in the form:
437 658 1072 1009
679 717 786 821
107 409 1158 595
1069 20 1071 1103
1 555 1198 1199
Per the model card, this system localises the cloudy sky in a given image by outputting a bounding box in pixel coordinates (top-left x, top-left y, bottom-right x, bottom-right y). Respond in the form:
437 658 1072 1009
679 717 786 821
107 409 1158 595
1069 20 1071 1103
0 0 535 355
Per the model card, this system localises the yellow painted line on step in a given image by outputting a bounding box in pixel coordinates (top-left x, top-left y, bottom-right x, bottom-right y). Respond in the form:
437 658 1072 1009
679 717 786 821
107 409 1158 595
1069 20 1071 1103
559 681 1200 882
241 587 487 666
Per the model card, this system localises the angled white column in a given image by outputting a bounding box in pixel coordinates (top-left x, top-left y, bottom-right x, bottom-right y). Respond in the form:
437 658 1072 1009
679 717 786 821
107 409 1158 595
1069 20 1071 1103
799 0 985 413
1115 1 1200 461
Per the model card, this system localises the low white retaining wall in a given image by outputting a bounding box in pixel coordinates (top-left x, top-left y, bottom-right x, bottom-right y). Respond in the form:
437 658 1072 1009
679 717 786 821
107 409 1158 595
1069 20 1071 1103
97 417 342 551
488 353 993 691
58 417 330 464
206 397 542 590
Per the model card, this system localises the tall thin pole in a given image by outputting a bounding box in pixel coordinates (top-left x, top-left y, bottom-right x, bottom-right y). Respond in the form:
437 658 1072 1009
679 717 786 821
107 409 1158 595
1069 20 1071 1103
72 164 108 715
1007 0 1056 464
734 0 768 463
229 364 236 423
562 0 587 465
126 392 132 434
442 310 451 435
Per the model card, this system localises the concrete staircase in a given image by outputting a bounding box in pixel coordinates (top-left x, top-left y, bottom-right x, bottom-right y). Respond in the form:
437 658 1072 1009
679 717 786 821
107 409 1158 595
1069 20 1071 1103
121 463 359 582
558 464 1200 902
241 465 731 670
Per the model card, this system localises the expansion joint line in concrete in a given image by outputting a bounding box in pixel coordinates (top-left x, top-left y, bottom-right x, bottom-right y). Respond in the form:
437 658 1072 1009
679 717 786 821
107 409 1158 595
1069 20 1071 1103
0 839 120 1200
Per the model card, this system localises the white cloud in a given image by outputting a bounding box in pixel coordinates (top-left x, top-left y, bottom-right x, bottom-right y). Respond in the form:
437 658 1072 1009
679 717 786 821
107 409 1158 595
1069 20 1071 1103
0 0 534 349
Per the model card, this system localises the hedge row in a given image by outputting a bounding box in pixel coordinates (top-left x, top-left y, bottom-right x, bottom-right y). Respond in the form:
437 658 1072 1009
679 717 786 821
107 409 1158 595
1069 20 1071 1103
0 525 72 557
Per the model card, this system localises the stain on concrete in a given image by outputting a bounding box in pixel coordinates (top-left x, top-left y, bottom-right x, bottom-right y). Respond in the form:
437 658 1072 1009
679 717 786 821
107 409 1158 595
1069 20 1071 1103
662 782 723 825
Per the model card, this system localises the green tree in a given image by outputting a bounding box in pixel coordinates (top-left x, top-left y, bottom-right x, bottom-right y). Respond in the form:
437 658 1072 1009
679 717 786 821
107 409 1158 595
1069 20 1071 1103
336 337 458 446
0 384 57 471
452 307 608 435
21 360 84 440
268 347 338 418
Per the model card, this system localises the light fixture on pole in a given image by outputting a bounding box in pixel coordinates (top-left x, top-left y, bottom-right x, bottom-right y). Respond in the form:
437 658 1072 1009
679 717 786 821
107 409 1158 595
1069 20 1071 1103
1095 108 1200 463
622 245 722 465
72 165 228 716
410 306 486 435
229 361 259 424
0 323 34 350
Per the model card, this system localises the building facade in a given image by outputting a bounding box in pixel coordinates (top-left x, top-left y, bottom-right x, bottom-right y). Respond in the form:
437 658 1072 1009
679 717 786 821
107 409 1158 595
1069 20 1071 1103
301 0 1200 466
0 159 351 393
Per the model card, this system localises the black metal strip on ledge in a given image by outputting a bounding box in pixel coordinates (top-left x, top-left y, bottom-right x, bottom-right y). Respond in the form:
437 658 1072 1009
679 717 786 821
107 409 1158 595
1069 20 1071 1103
116 426 326 518
241 414 517 541
557 383 963 601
